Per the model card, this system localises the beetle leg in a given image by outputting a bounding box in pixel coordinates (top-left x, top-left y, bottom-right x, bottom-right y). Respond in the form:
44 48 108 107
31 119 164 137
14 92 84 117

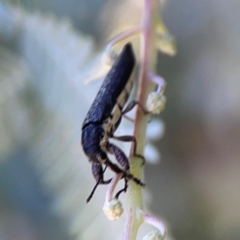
107 142 145 192
111 135 145 165
107 142 129 198
92 163 112 184
115 180 128 199
103 158 145 187
122 115 134 122
122 100 149 115
107 142 129 170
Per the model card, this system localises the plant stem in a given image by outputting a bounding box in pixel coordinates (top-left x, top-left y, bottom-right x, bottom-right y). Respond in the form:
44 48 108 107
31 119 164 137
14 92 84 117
123 0 159 239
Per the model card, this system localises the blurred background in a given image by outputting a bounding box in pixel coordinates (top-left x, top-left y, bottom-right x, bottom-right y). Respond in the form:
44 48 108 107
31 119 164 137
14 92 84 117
0 0 240 239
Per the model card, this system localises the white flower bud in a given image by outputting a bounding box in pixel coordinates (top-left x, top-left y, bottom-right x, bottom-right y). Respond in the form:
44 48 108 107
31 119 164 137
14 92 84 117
144 144 161 164
146 119 165 141
103 198 123 220
146 92 166 114
143 230 165 240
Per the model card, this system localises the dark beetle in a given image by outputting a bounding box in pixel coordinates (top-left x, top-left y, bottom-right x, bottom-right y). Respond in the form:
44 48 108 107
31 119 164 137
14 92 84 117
81 43 145 202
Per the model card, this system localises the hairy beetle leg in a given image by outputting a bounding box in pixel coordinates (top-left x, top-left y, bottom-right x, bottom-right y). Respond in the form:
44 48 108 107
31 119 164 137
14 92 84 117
107 142 144 186
122 100 149 115
112 135 145 165
115 180 128 199
92 164 112 184
104 159 145 187
107 142 129 170
122 115 134 122
121 100 149 123
107 142 130 199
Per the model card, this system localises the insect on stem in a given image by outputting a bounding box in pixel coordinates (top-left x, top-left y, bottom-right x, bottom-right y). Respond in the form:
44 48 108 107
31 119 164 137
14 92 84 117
81 43 145 202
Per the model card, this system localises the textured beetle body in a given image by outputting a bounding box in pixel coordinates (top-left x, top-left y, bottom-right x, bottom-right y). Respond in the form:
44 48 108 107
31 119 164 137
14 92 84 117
81 43 144 202
82 44 134 141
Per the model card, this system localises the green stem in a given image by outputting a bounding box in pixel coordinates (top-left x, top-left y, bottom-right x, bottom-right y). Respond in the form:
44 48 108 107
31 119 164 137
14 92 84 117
123 0 160 239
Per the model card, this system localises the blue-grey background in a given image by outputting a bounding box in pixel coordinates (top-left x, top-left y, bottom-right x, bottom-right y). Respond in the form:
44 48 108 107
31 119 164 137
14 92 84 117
1 0 240 239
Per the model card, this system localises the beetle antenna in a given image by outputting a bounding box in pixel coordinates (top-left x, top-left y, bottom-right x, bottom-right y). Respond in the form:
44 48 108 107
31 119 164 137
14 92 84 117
86 165 108 203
